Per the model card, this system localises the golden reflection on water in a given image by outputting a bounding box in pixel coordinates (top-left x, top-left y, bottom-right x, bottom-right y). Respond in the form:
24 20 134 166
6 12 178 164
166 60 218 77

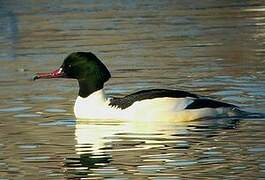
74 119 188 155
68 117 264 179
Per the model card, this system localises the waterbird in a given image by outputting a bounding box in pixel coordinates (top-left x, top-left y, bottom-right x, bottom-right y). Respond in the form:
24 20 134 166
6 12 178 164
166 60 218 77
34 52 244 121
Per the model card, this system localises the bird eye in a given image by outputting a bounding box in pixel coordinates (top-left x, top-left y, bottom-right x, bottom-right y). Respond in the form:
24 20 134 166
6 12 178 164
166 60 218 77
68 64 72 68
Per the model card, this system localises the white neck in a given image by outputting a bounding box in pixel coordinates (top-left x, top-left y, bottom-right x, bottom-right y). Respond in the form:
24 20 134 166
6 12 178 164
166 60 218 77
82 89 106 103
74 89 123 120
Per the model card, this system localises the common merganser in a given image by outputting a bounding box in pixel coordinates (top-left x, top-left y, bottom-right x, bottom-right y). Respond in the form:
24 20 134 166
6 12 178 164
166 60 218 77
34 52 241 121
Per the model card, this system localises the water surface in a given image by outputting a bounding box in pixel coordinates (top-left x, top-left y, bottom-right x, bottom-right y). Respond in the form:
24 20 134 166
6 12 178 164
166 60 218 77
0 0 265 179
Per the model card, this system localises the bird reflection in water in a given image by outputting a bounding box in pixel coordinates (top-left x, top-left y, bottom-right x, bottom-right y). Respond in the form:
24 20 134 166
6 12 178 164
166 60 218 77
64 117 240 178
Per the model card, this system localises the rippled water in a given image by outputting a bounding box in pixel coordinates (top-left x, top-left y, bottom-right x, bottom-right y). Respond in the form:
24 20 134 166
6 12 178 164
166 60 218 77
1 0 265 179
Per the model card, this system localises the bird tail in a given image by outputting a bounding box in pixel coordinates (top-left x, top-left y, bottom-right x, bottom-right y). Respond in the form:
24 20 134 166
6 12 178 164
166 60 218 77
231 108 265 119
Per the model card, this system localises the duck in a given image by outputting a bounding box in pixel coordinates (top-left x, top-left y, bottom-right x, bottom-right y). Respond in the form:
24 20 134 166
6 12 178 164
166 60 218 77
34 52 242 121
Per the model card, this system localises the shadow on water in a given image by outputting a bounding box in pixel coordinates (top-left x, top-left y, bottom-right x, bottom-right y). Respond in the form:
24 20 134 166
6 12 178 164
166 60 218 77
65 154 112 178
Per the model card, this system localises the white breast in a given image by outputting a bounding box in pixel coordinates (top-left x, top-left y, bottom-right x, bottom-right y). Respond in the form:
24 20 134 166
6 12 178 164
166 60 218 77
74 90 123 120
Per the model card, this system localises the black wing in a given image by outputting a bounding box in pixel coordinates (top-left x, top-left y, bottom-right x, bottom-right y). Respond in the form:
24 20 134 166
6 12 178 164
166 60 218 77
185 98 237 109
109 89 199 109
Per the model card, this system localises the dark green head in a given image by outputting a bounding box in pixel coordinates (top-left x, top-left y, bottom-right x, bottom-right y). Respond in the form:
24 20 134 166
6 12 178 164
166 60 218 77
62 52 111 82
34 52 111 97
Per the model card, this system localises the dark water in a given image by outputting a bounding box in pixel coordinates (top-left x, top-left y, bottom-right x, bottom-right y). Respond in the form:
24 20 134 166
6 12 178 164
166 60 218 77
1 0 265 179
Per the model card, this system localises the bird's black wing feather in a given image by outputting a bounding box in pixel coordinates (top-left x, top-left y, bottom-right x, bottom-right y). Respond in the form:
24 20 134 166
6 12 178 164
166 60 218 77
185 98 237 109
109 89 199 109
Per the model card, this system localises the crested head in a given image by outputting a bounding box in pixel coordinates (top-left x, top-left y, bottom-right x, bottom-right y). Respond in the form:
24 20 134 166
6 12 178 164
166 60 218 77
62 52 111 97
62 52 111 82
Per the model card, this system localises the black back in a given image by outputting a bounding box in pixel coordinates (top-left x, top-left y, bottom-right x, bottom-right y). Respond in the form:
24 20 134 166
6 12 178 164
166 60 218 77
109 88 237 110
109 89 199 109
185 98 237 109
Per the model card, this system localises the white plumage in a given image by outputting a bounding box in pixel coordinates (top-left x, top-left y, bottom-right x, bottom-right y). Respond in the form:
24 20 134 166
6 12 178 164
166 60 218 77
74 90 237 121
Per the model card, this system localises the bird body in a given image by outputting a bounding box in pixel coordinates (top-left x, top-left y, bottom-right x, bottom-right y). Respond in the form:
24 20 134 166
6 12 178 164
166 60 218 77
74 89 237 121
34 52 241 121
